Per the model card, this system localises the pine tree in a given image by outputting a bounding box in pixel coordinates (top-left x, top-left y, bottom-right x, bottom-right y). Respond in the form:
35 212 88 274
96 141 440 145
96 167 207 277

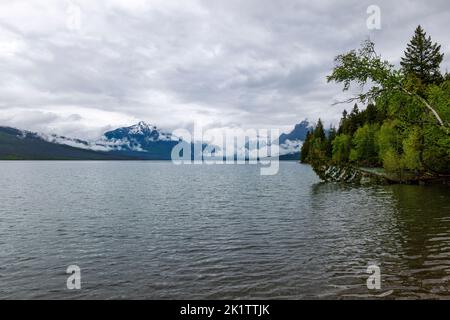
300 131 312 163
445 72 450 81
365 104 378 124
313 119 326 141
400 25 444 84
325 126 336 158
338 109 348 135
346 104 360 135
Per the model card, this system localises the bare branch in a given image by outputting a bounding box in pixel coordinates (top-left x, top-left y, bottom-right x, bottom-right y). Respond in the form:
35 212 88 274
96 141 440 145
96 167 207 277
400 88 446 127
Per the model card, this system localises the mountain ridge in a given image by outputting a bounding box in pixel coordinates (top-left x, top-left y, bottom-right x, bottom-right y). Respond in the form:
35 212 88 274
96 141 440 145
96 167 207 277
0 120 312 160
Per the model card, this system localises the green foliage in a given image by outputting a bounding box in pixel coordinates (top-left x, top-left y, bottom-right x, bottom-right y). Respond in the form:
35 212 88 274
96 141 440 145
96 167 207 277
338 103 386 136
332 134 351 164
365 103 378 123
314 119 326 141
382 148 402 174
300 119 330 165
327 29 448 129
327 39 402 105
401 126 422 171
427 80 450 125
326 127 337 158
376 120 402 159
300 131 312 163
308 137 327 164
422 123 450 173
308 119 328 165
420 80 450 173
349 124 380 166
400 25 444 84
302 26 450 179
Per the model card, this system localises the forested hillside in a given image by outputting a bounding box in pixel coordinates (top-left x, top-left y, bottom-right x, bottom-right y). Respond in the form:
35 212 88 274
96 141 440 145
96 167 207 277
301 26 450 182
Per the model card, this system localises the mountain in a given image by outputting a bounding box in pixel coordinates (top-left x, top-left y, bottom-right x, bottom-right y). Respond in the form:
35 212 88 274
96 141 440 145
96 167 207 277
0 127 130 160
0 120 313 161
279 120 312 145
0 120 206 160
98 121 179 159
38 121 182 160
0 122 195 160
278 120 313 159
103 121 174 144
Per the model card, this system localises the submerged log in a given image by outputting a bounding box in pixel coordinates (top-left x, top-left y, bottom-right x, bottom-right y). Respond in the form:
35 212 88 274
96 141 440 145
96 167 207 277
311 163 450 185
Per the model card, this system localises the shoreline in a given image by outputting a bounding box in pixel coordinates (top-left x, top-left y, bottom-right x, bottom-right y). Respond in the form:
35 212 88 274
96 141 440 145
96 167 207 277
311 163 450 185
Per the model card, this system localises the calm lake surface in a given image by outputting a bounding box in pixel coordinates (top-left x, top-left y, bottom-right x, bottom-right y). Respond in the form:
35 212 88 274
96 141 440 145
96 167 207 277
0 161 449 299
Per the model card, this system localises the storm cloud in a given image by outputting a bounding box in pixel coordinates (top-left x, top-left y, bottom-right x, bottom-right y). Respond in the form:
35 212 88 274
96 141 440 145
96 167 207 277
0 0 449 138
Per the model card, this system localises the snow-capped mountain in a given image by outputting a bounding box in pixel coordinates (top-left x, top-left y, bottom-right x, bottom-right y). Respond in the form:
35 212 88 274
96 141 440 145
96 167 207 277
86 121 180 159
40 121 179 154
279 120 312 145
278 120 312 156
16 121 182 160
0 120 314 160
100 121 177 152
0 126 129 160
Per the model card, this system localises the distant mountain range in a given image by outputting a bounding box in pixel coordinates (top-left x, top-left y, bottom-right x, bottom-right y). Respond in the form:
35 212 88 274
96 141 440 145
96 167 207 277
0 126 129 160
0 120 313 160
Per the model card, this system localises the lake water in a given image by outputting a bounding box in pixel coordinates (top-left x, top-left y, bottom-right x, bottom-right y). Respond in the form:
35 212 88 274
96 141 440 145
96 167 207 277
0 161 449 299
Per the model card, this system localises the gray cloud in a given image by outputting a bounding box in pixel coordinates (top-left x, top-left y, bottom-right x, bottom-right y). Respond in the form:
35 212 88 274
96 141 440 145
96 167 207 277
0 0 449 138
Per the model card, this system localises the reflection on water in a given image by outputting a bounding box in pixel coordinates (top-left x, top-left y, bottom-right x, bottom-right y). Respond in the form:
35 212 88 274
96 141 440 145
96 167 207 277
0 161 449 299
387 185 450 298
310 182 450 299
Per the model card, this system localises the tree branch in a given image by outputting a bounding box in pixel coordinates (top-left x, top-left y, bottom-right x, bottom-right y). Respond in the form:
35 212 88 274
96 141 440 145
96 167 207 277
400 88 446 127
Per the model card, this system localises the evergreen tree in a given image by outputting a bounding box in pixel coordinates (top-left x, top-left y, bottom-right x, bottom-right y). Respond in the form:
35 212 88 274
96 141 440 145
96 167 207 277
400 25 444 84
325 126 336 158
300 131 312 163
445 72 450 82
301 120 329 165
323 26 450 178
338 109 348 135
314 119 326 141
365 104 378 124
346 104 361 135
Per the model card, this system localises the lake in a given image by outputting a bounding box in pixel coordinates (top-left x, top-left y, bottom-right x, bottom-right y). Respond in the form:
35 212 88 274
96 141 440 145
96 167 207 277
0 161 449 299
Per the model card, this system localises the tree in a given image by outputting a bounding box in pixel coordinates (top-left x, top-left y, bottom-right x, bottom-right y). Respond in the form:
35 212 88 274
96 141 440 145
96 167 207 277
401 126 422 171
327 38 448 129
376 120 402 159
365 103 378 124
332 134 352 164
445 72 450 82
306 26 450 180
301 120 329 166
325 126 337 158
338 109 348 135
400 25 444 85
349 124 379 166
314 119 326 141
300 131 312 163
347 104 361 134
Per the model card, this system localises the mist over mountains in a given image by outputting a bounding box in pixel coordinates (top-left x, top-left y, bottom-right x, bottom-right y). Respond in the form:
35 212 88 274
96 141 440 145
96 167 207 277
0 120 313 160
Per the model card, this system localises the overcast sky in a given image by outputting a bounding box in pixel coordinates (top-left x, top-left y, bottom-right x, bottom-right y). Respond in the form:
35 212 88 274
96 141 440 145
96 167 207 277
0 0 449 139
